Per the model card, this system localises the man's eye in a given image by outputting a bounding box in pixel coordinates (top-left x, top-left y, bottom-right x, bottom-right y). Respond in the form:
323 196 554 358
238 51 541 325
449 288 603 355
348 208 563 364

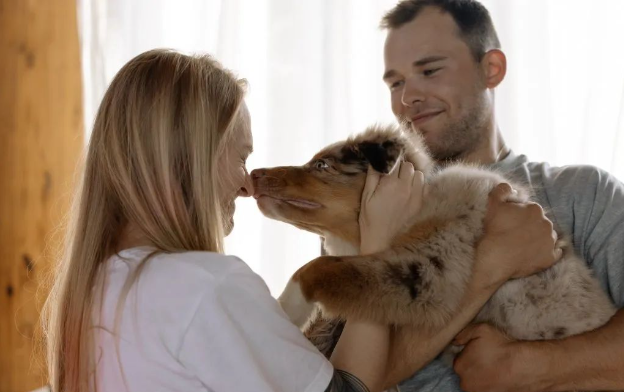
423 68 441 77
390 80 404 90
314 160 329 170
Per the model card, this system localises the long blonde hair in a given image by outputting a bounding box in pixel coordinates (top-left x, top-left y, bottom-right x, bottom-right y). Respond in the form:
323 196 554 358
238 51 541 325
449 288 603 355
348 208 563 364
41 49 246 391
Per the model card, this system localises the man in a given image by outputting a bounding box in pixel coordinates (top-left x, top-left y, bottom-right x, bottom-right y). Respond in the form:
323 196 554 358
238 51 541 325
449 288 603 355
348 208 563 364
379 0 624 391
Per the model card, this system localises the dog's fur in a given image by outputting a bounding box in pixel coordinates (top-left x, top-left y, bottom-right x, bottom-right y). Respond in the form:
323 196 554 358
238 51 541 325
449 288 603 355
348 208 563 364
252 124 616 387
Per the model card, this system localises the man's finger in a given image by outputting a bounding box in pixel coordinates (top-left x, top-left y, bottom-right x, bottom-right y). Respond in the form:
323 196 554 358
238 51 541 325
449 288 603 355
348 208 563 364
553 247 563 262
453 323 485 346
488 183 513 203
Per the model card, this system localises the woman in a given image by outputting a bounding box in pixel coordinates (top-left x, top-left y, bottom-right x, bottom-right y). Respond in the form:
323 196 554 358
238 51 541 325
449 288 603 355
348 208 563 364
42 49 560 392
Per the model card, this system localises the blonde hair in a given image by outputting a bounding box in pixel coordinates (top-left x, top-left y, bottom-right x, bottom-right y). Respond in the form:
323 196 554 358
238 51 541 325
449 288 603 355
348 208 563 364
41 49 246 391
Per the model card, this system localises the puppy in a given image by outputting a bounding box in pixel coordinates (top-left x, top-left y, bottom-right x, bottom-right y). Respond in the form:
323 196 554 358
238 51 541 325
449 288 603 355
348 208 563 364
251 124 616 387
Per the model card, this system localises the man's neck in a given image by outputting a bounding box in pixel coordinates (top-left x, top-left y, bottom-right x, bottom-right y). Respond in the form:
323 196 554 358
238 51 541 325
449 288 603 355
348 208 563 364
440 126 507 166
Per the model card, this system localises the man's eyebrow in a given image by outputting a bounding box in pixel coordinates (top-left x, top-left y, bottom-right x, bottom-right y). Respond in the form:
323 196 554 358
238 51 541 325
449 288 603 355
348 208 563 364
383 69 398 81
413 55 448 67
383 56 448 80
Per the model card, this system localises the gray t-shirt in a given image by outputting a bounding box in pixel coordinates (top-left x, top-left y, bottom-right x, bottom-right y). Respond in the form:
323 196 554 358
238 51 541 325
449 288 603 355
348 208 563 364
398 151 624 392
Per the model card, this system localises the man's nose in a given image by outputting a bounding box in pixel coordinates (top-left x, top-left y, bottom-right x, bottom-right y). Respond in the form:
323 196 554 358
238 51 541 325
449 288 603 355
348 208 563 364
401 79 425 107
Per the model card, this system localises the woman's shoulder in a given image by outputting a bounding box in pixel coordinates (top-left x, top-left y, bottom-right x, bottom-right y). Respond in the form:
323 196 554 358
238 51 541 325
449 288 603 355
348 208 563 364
109 247 255 292
101 248 266 332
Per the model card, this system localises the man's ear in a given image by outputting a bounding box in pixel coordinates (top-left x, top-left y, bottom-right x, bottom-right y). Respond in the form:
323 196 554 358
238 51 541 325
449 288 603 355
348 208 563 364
357 140 402 174
481 49 506 89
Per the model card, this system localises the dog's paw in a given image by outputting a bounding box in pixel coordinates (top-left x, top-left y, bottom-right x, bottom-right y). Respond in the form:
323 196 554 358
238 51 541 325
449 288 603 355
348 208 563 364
278 279 316 329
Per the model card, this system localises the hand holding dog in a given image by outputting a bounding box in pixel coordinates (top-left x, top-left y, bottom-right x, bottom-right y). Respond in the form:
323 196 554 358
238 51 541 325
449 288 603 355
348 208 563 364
452 323 546 392
359 161 425 254
472 182 564 291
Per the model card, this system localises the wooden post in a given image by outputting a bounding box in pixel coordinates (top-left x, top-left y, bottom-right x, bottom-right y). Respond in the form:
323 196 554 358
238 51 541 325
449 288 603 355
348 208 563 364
0 0 84 390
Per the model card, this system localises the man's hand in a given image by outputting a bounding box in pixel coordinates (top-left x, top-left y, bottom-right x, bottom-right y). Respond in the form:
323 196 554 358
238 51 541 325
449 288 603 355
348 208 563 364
453 323 549 392
449 184 563 392
452 312 624 392
473 183 563 290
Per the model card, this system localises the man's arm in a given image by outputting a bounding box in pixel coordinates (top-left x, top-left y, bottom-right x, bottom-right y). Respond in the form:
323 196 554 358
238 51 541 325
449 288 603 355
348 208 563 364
452 309 624 392
531 166 624 390
384 183 562 388
529 308 624 391
550 166 624 309
454 166 624 392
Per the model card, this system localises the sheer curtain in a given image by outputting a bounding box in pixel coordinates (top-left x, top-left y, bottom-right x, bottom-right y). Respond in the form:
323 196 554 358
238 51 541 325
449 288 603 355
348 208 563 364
78 0 624 296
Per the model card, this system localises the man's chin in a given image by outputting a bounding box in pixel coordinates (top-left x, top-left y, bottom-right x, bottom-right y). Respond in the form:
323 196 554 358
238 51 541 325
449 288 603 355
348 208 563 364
409 125 437 146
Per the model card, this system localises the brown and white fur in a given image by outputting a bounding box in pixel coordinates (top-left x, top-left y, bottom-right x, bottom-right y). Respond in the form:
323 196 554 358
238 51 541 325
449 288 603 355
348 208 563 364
251 124 616 387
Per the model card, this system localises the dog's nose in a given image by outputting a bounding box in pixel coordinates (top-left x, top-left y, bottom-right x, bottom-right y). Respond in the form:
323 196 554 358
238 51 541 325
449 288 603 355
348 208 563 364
250 168 267 180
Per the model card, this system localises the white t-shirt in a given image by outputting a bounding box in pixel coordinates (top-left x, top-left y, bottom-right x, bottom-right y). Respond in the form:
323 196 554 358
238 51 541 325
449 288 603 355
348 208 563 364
93 246 333 392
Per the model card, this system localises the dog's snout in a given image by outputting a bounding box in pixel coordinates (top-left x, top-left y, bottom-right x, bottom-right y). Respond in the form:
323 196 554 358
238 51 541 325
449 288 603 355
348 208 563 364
251 168 267 180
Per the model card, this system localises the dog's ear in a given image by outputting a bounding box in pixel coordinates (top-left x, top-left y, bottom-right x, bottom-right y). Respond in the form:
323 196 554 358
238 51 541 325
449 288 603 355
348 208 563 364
357 140 402 174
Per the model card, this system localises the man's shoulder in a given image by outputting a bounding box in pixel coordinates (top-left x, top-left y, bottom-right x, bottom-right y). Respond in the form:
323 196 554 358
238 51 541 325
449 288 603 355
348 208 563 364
509 154 601 178
525 160 621 203
528 160 609 180
492 153 623 225
498 152 618 193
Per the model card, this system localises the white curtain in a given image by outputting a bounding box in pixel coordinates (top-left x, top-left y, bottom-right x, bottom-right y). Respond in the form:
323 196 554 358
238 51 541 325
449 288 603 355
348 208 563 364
78 0 624 296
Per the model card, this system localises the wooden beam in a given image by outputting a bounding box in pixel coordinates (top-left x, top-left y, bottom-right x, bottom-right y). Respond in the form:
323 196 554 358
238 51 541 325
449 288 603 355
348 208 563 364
0 0 84 390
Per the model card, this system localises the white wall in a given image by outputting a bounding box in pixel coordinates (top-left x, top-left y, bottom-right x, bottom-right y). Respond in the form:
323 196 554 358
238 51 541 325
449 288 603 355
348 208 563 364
79 0 624 295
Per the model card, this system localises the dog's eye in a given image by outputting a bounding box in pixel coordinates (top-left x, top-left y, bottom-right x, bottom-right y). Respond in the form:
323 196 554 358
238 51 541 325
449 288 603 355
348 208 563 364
313 160 329 170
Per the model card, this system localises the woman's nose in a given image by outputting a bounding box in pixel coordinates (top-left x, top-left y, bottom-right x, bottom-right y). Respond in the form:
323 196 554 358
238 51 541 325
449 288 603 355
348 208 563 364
239 171 255 197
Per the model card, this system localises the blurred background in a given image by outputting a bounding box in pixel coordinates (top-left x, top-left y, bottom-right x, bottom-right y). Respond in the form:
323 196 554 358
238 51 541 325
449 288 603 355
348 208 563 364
2 0 624 390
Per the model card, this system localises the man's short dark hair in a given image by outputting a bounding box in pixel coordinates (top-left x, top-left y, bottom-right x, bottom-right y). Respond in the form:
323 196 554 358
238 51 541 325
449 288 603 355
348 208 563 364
381 0 501 61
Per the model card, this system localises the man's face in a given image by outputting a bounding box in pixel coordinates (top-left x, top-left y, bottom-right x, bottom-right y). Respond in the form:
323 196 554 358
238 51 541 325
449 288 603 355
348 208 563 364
383 7 491 161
